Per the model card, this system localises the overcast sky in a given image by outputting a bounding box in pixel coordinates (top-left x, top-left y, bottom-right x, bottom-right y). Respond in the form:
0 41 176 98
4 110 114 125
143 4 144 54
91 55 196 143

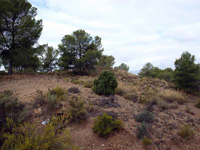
29 0 200 74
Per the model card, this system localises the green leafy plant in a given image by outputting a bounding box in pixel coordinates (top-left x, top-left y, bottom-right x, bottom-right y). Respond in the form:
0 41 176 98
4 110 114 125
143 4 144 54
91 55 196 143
93 113 122 137
93 71 118 95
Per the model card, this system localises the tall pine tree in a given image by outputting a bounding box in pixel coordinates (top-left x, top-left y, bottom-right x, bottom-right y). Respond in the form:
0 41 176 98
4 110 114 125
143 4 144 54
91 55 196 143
0 0 43 75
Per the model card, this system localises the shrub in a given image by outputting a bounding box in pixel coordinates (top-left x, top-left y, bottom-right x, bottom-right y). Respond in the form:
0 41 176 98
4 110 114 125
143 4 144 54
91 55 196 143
46 93 58 110
84 81 93 88
71 79 84 85
68 87 80 94
67 97 87 122
195 100 200 108
93 71 118 95
48 86 65 97
34 90 60 111
159 90 186 104
142 136 152 146
93 113 122 137
178 125 194 139
1 117 79 150
135 110 154 123
0 91 25 130
137 122 149 139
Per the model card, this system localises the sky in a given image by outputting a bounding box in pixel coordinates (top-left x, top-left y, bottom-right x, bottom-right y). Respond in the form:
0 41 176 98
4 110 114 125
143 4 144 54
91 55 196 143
24 0 200 74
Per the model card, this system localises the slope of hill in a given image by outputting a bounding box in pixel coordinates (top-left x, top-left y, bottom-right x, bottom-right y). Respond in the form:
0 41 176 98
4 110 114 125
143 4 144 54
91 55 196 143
0 70 200 150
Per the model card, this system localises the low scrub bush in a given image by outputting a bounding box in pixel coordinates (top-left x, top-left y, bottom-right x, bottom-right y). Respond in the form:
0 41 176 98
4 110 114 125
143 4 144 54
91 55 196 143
1 117 79 150
68 87 80 94
84 81 93 88
67 97 87 122
178 124 194 139
135 110 154 123
195 100 200 108
93 71 118 95
48 86 65 97
34 90 60 111
93 113 122 137
71 79 84 85
159 90 186 104
0 91 25 130
137 122 149 139
142 136 152 146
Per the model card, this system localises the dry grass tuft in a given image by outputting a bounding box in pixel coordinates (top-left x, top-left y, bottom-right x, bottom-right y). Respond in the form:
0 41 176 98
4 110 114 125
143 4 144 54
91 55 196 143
159 90 186 104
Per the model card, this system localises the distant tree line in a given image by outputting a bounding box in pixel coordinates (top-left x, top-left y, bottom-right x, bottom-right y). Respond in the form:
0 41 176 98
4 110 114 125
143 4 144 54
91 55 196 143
139 52 200 93
0 0 199 93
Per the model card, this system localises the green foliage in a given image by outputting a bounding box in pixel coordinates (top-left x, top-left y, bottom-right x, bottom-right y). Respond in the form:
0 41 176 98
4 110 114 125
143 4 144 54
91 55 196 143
115 63 129 72
98 55 115 69
137 122 149 139
135 110 154 123
93 71 118 95
0 91 25 130
139 63 174 82
41 44 58 72
48 86 65 98
1 117 79 150
174 51 200 92
142 136 152 146
0 0 43 75
58 29 103 74
67 97 87 122
93 113 122 137
178 124 194 139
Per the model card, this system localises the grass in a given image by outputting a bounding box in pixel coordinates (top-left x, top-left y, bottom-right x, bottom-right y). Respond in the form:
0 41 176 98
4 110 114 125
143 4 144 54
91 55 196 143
179 124 194 139
159 90 186 104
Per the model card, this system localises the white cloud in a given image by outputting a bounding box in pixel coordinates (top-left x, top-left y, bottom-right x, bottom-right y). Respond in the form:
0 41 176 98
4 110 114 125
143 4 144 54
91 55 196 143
30 0 200 74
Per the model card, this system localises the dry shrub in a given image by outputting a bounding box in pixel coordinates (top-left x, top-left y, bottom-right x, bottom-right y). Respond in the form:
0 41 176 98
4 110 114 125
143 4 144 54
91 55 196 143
159 90 186 104
178 124 194 139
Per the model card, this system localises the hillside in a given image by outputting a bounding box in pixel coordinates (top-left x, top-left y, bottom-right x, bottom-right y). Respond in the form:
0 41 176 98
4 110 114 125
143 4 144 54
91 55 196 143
0 70 200 150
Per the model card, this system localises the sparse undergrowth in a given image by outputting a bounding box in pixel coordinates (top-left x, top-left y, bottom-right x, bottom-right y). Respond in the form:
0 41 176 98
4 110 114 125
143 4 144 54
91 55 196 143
135 110 154 123
93 113 122 137
1 117 79 150
67 96 88 123
178 124 194 139
159 90 186 104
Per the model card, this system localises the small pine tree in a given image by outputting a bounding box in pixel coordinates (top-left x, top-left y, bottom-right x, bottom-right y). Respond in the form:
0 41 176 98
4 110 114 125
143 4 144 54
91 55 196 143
93 71 118 95
174 52 200 92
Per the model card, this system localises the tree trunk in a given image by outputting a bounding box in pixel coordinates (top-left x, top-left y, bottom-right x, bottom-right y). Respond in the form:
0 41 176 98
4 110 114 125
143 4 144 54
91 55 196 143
8 60 13 75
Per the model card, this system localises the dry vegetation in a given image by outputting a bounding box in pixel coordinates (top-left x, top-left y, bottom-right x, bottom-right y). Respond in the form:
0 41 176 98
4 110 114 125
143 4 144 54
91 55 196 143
0 70 200 150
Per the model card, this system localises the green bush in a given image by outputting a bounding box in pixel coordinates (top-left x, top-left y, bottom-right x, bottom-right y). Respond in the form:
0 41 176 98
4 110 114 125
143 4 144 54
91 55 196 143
34 90 60 111
0 91 25 130
93 113 122 137
137 122 149 139
48 86 65 97
1 117 79 150
179 125 194 139
93 71 118 95
135 110 154 123
142 136 152 146
67 97 87 122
